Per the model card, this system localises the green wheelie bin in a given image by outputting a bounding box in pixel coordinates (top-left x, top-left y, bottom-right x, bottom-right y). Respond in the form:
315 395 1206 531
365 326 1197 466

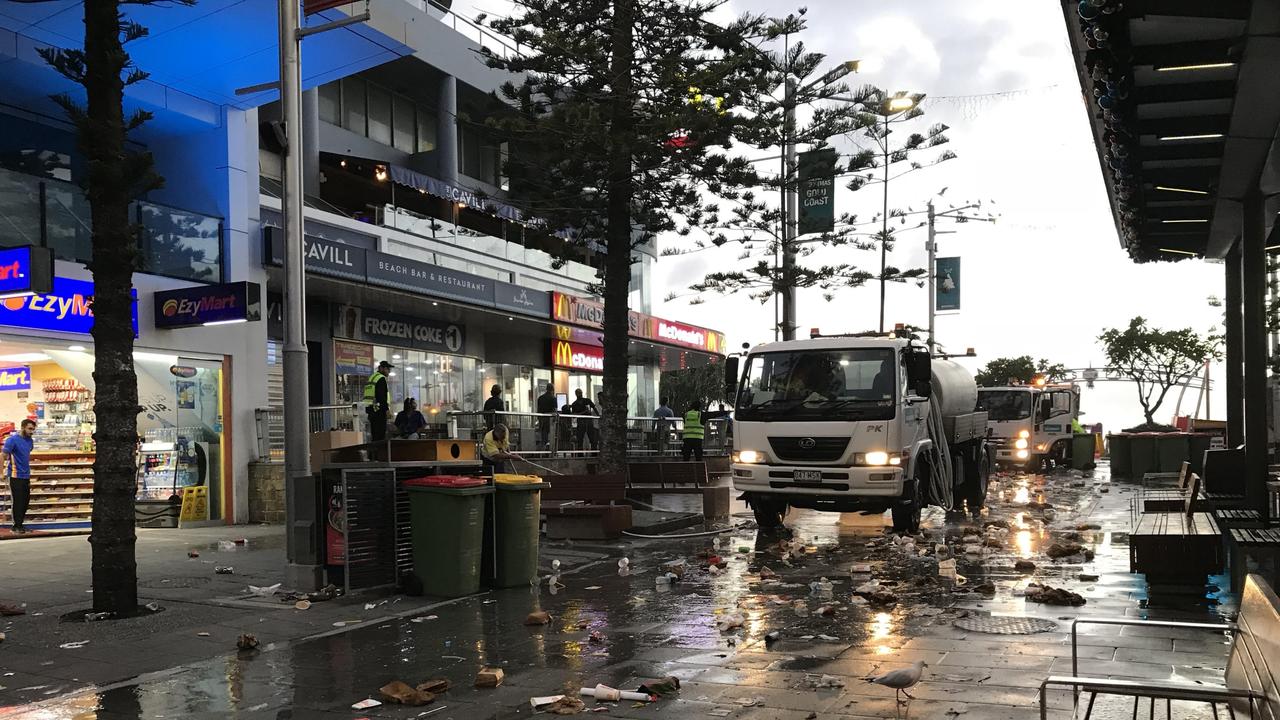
1108 433 1131 477
1071 434 1096 470
405 476 493 598
1156 433 1189 473
1128 433 1158 481
490 474 549 588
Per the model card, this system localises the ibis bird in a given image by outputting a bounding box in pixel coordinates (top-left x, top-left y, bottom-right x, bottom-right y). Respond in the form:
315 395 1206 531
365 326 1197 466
866 660 928 704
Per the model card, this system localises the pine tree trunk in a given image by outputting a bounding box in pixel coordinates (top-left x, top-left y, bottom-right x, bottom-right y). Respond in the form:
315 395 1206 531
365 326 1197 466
84 0 140 615
599 0 636 476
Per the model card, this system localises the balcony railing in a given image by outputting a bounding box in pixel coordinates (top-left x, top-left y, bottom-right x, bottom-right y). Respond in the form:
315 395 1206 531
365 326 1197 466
0 167 224 283
254 403 363 462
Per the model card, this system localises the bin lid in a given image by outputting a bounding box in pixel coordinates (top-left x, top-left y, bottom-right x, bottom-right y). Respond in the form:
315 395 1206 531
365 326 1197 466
494 473 542 485
403 475 488 488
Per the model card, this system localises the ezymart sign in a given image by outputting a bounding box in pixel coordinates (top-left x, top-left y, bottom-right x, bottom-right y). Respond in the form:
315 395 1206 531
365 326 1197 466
550 340 604 373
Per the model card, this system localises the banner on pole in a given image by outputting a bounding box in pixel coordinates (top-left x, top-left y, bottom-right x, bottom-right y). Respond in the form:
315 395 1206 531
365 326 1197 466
935 257 961 312
798 148 837 235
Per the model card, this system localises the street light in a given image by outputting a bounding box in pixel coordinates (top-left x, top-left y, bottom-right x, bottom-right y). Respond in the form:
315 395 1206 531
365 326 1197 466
779 58 864 340
886 95 916 112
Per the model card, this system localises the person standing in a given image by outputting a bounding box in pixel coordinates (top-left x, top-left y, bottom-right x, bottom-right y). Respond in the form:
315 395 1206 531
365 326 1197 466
535 385 558 449
364 360 393 442
483 384 506 430
681 401 705 462
569 388 599 450
3 419 35 534
654 396 675 454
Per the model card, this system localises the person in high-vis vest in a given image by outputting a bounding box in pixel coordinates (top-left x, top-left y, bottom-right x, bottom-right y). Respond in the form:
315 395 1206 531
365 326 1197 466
364 360 393 442
681 400 705 461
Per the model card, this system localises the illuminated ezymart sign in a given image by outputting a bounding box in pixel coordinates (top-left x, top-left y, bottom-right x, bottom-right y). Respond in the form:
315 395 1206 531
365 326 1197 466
550 339 604 373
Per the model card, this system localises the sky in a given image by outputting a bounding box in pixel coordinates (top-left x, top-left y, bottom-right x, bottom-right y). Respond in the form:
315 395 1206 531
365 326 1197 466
454 0 1228 431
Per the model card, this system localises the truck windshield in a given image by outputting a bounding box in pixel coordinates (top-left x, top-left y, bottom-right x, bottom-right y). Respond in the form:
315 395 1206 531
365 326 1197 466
735 349 896 421
977 390 1032 421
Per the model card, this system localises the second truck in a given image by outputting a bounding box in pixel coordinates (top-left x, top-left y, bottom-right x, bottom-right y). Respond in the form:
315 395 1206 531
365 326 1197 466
976 382 1080 471
725 333 990 533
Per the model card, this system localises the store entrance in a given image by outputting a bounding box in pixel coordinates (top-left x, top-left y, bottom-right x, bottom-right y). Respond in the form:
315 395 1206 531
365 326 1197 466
0 337 226 535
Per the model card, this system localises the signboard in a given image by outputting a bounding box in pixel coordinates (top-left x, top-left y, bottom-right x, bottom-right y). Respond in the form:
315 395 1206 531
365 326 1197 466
366 254 495 306
154 281 262 329
336 306 466 355
0 276 137 336
551 292 643 336
264 227 367 282
388 164 528 223
550 339 604 373
0 366 31 391
494 281 551 317
334 340 375 375
652 318 727 354
0 246 53 299
304 0 350 14
935 256 961 312
798 148 837 235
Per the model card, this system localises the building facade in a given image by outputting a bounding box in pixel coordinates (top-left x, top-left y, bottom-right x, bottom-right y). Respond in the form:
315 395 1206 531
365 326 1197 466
0 1 722 527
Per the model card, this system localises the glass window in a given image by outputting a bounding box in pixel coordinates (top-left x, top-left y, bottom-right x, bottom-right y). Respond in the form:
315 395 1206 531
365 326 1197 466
736 349 896 421
367 85 392 146
977 390 1033 421
342 77 366 135
416 110 437 153
318 81 341 126
138 202 222 282
393 97 416 153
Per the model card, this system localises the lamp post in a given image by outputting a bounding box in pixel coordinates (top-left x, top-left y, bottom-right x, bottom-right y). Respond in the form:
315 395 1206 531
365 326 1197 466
876 93 918 334
780 59 862 340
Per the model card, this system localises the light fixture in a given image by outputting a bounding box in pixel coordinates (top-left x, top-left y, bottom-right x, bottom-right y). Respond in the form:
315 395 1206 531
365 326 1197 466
67 345 86 352
508 316 514 321
389 371 397 377
203 318 248 327
339 159 347 167
1160 248 1198 256
374 165 388 182
1159 133 1223 141
132 351 177 364
392 354 402 360
1160 219 1208 224
0 291 35 301
1154 185 1209 195
432 302 438 306
887 96 915 112
1155 62 1235 72
0 352 49 362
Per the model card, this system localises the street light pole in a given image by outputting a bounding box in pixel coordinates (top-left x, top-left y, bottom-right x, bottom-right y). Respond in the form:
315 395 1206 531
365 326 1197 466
279 0 318 591
781 77 798 341
878 111 889 333
926 199 936 352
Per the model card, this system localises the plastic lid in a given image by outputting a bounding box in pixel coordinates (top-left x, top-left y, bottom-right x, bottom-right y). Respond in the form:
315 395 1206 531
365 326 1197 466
403 475 487 488
494 473 541 485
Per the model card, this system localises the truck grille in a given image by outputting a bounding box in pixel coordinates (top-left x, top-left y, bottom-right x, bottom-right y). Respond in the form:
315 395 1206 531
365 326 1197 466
767 436 850 462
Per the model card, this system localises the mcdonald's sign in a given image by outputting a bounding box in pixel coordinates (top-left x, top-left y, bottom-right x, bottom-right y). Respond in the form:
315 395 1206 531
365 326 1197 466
550 339 604 373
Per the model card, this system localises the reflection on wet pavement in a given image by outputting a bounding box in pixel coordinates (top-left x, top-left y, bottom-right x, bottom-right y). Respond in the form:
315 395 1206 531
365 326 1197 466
2 463 1240 720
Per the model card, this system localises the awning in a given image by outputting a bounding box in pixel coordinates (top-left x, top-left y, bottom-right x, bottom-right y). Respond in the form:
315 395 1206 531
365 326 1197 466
389 164 527 223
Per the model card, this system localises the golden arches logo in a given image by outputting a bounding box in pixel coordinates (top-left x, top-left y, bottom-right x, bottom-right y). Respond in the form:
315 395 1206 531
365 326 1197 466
552 340 573 367
553 293 570 320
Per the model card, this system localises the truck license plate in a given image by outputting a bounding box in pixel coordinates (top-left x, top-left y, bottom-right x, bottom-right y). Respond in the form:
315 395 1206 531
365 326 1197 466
793 470 822 482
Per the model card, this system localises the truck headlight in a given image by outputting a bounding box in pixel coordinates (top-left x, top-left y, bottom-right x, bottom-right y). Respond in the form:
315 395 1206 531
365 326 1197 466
1015 449 1030 460
1014 438 1029 450
1018 430 1030 439
735 450 767 464
864 451 890 466
1035 443 1048 452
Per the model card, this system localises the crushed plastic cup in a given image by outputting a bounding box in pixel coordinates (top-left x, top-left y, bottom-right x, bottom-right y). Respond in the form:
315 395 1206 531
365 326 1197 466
551 559 561 572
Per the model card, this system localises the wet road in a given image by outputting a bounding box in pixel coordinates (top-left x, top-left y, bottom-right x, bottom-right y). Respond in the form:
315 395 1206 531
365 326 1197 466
2 465 1237 719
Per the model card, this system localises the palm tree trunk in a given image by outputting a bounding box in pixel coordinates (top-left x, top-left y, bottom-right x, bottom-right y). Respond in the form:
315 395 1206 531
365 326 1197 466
83 0 140 614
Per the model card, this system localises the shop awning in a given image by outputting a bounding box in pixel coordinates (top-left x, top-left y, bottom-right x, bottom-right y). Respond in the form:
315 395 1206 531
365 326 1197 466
389 164 527 223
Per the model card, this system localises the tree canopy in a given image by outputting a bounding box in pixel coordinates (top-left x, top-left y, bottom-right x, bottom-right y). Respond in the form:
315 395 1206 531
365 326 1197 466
1098 317 1221 426
974 356 1068 387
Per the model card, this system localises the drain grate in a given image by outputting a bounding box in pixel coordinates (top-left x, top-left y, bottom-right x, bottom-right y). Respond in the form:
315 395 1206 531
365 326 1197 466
139 576 212 589
954 615 1059 634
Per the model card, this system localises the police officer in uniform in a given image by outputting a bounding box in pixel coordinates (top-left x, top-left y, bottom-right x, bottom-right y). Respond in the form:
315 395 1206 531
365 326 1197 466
681 400 705 461
364 360 393 442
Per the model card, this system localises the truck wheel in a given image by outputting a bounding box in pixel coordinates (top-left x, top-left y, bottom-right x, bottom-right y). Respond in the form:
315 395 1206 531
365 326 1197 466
962 448 989 515
891 465 924 534
749 494 788 532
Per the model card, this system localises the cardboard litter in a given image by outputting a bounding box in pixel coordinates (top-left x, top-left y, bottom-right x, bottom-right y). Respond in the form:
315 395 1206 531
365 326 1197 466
379 680 435 706
525 610 552 626
475 667 504 688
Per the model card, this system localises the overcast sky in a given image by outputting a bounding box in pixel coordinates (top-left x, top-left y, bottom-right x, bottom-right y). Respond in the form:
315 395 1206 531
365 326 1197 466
457 0 1227 430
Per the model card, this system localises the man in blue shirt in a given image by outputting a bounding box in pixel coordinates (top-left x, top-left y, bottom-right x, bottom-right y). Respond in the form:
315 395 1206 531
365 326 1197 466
653 397 676 454
3 419 36 534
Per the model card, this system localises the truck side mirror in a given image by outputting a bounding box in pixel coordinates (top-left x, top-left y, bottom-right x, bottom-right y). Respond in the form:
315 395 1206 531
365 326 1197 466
724 356 740 399
906 350 932 398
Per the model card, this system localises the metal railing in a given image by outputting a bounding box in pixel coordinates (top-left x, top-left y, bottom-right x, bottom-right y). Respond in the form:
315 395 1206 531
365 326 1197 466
254 403 362 461
446 411 730 457
428 1 522 59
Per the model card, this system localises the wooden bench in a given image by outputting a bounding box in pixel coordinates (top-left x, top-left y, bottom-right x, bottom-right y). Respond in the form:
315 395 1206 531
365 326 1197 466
1039 574 1278 720
540 474 632 540
1138 462 1193 513
1131 475 1224 585
1228 527 1280 594
627 461 729 519
1202 447 1248 509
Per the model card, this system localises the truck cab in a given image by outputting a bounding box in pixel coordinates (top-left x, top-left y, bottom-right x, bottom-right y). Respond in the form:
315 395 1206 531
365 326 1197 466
977 384 1079 470
727 336 988 533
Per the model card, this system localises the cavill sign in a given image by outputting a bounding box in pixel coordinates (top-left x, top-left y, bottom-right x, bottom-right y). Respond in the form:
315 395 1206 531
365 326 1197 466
154 281 262 329
550 339 604 373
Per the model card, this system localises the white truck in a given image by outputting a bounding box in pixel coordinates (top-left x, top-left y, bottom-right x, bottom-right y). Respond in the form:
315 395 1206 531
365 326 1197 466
725 335 990 534
975 383 1080 471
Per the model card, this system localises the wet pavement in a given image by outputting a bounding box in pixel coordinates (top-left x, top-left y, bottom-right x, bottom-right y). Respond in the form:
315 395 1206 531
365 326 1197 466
0 464 1239 719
